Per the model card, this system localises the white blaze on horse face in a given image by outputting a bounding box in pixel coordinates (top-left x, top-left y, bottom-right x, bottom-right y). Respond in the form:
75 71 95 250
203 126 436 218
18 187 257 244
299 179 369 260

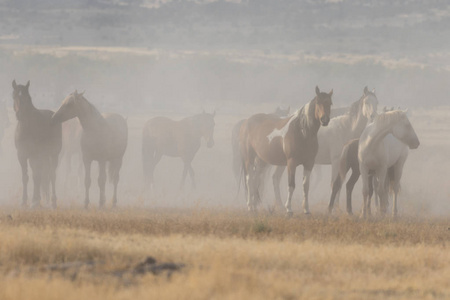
266 109 301 143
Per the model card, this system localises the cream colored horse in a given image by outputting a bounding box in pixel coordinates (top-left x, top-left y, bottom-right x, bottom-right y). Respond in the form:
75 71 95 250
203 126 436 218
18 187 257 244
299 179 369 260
359 110 420 218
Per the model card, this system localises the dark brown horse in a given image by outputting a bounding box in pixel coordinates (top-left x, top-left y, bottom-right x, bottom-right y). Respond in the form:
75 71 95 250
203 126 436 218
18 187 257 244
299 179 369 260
142 112 215 190
52 91 128 208
240 86 332 215
12 80 62 208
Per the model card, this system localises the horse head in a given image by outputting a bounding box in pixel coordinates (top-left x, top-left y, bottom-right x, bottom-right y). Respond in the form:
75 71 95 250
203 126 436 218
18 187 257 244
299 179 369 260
274 106 290 117
391 111 420 149
12 80 31 114
52 90 84 123
199 110 216 148
314 86 333 126
361 86 378 121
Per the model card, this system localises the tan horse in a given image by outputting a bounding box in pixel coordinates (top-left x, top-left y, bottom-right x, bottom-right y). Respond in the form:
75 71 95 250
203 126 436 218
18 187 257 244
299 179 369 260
142 112 215 191
240 86 333 215
52 91 128 208
12 80 62 208
231 106 290 195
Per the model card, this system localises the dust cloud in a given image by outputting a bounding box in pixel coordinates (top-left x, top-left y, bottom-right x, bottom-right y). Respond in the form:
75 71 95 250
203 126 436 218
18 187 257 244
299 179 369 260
0 0 448 215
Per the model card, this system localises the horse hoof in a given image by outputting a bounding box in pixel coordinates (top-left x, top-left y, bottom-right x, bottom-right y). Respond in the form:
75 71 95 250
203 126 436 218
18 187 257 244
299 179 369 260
304 211 311 215
286 211 293 218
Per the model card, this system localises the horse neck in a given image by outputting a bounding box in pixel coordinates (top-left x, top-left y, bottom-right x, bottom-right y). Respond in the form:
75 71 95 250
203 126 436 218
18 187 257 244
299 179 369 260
76 98 107 131
298 100 320 137
365 117 396 149
349 98 368 138
16 98 39 122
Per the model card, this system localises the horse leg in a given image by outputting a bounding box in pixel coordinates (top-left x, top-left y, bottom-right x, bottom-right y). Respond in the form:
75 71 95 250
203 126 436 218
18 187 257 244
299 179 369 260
29 157 42 208
187 164 196 190
110 158 123 208
328 174 342 214
284 162 296 216
360 166 370 219
302 167 312 215
50 155 58 209
83 157 92 209
330 157 341 208
179 162 188 191
98 161 107 208
272 166 285 209
391 159 406 218
376 167 388 216
18 153 28 206
345 167 360 215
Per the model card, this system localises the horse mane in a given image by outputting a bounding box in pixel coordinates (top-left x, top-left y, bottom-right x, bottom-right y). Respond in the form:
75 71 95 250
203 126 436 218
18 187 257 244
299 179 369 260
77 94 104 121
374 110 406 127
349 90 377 117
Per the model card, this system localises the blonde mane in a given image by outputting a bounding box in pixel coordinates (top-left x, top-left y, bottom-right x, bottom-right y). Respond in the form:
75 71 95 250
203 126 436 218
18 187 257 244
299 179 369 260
374 110 406 128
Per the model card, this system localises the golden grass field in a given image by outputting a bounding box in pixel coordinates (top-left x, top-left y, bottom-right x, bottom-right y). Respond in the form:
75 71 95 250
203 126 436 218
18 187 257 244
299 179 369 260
0 208 449 300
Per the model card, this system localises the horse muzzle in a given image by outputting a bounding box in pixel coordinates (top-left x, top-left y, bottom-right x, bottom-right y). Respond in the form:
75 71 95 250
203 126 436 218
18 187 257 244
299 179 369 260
320 116 330 126
409 139 420 149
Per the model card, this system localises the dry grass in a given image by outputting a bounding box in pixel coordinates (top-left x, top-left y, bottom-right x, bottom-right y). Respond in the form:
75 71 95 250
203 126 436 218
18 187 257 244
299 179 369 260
0 208 449 300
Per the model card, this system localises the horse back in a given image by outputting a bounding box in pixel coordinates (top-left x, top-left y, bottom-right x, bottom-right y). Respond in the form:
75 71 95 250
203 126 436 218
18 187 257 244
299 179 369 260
243 113 291 166
143 116 196 158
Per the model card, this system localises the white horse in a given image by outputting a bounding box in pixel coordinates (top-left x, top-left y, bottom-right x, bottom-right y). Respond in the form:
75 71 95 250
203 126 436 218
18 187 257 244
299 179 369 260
271 86 378 208
359 110 420 218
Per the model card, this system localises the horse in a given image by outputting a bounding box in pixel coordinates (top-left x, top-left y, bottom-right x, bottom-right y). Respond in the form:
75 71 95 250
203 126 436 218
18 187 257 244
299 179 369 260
52 91 128 208
270 86 378 208
231 106 290 196
358 110 420 218
12 80 62 208
142 111 216 191
240 86 332 215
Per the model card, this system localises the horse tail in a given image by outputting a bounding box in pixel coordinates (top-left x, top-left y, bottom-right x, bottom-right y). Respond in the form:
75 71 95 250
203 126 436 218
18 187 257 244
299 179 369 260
338 143 352 183
387 165 395 194
231 120 244 186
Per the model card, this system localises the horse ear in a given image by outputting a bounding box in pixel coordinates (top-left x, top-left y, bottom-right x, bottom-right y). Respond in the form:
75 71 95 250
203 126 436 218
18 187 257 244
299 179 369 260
371 88 376 94
12 80 17 89
329 89 333 97
80 90 85 96
364 86 368 95
315 86 320 96
25 80 30 89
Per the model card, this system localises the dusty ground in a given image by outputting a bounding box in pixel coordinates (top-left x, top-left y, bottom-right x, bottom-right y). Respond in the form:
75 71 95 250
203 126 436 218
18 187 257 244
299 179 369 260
0 209 448 300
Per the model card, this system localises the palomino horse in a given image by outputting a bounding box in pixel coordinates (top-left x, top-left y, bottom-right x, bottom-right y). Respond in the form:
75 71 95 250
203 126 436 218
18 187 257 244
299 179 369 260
52 91 128 208
12 80 62 208
359 110 420 218
270 87 378 208
142 111 216 190
231 106 290 195
240 86 332 215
